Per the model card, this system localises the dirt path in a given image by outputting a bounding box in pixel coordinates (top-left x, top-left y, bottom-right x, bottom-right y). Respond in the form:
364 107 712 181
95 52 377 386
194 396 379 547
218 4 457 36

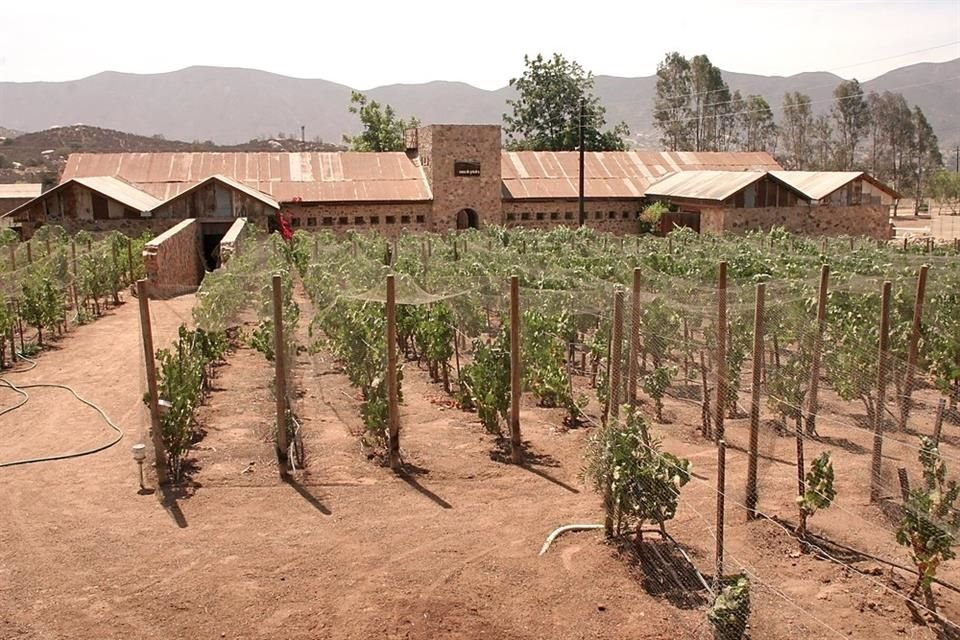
2 286 958 639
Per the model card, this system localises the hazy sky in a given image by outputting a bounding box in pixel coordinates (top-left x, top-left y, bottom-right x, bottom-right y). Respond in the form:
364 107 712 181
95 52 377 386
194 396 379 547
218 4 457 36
1 0 957 87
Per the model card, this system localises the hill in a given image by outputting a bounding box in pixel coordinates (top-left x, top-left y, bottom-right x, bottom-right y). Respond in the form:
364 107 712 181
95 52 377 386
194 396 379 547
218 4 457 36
0 59 956 148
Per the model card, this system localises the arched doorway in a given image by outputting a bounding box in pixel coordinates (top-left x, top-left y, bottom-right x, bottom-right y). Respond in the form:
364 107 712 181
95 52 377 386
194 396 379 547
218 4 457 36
456 208 479 230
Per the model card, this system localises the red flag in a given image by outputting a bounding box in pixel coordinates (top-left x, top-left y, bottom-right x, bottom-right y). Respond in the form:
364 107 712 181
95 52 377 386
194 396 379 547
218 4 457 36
277 212 293 241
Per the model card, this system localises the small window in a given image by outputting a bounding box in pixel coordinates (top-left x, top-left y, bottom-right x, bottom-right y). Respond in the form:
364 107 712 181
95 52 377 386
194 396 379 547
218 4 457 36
354 216 364 225
370 215 380 224
415 214 425 223
338 216 348 225
386 215 396 224
621 211 630 219
550 211 559 220
565 212 574 220
322 217 333 226
507 213 516 222
594 211 602 220
291 217 301 227
536 212 544 221
521 212 530 221
307 217 317 226
401 215 410 224
124 207 139 220
608 211 616 219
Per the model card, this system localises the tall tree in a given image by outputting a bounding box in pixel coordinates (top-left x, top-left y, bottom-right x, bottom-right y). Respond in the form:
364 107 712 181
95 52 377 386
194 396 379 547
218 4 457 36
503 53 629 151
689 55 731 152
739 94 778 154
811 114 834 171
830 79 871 170
871 91 914 194
780 92 814 169
342 91 419 152
653 52 693 151
911 106 942 214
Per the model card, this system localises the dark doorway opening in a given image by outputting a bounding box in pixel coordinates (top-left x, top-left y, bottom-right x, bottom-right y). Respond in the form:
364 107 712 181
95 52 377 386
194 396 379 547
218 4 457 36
202 232 225 271
456 208 479 230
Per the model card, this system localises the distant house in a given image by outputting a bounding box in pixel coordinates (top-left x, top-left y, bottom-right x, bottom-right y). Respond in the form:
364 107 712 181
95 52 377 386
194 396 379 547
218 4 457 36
769 171 899 206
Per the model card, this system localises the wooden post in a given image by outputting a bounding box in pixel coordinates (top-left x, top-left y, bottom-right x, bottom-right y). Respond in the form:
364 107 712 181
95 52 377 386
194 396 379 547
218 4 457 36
272 274 289 478
8 244 14 271
898 265 929 432
903 237 909 251
714 262 728 442
933 398 946 449
627 268 641 405
897 468 911 502
795 410 807 543
26 241 32 264
126 237 135 284
746 282 765 519
509 275 522 464
608 287 625 421
386 274 401 471
70 241 77 276
44 236 51 257
136 280 168 485
715 439 727 589
805 265 830 435
70 283 79 322
870 281 892 503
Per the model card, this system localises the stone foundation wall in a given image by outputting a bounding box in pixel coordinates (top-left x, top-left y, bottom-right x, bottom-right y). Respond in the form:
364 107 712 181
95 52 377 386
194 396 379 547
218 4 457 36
503 200 640 235
143 219 203 298
281 202 432 237
219 218 248 263
714 204 891 239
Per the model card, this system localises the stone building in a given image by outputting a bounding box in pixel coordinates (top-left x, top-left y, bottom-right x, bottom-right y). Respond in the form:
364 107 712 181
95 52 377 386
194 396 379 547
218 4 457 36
0 183 42 220
1 124 895 243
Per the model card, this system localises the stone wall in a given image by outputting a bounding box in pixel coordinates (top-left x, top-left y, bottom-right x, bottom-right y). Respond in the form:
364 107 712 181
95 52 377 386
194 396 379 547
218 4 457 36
143 219 203 298
281 202 432 237
503 199 641 235
714 204 891 239
219 217 248 263
415 125 503 230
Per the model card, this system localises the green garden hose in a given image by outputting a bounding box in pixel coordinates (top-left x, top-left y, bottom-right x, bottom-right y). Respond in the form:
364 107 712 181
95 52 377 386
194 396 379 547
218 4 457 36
0 352 124 468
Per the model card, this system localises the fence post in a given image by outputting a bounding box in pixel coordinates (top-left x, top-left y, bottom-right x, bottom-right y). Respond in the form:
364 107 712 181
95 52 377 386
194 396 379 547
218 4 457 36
746 282 765 519
870 280 892 503
509 275 522 464
136 279 168 486
806 265 830 435
714 261 728 443
609 287 625 421
8 244 14 271
127 236 135 284
385 273 401 471
898 264 929 432
897 468 911 502
272 274 290 478
70 241 77 276
26 241 32 264
627 268 641 405
933 398 946 449
715 438 727 589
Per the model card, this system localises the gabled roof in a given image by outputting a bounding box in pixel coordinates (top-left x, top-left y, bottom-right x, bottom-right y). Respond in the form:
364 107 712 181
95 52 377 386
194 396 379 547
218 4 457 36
0 184 42 199
62 152 432 203
644 170 770 202
501 151 781 199
156 174 279 210
3 176 161 221
769 171 900 201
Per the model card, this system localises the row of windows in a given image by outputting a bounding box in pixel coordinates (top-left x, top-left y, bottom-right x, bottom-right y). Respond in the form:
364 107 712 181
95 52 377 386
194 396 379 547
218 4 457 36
505 210 638 222
290 214 426 228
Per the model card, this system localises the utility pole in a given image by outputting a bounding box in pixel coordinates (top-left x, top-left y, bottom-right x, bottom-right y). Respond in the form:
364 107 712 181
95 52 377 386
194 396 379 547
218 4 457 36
578 98 585 227
301 125 306 146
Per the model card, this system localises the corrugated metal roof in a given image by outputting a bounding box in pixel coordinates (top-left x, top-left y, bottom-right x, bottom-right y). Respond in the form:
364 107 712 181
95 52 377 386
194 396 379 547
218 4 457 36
769 171 862 201
156 174 280 210
73 176 162 211
501 151 781 199
0 183 42 199
644 171 767 201
62 152 432 203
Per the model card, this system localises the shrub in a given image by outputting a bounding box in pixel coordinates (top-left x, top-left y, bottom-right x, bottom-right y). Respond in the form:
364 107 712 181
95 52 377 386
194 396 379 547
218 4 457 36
707 575 751 640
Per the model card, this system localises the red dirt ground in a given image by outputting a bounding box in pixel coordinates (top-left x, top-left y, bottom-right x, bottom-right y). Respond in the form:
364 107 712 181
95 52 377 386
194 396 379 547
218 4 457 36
1 287 958 639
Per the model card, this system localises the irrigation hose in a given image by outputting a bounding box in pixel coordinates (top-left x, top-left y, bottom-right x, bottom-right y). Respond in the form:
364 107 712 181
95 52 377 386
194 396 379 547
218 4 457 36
0 352 124 468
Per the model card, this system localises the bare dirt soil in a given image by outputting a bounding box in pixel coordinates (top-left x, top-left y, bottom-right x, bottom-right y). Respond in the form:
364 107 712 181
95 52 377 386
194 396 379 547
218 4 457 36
1 287 959 639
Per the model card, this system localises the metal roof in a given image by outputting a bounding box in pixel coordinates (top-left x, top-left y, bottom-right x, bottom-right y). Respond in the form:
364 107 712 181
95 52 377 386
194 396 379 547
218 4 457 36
769 171 899 201
644 171 768 201
3 176 161 221
0 183 42 199
62 152 432 203
501 151 781 199
156 174 280 210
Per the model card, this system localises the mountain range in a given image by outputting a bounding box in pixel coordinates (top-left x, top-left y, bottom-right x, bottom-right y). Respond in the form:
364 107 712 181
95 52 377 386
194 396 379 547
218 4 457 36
1 59 957 148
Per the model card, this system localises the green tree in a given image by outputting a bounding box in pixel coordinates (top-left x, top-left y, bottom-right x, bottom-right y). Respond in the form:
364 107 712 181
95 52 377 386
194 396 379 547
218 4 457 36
910 106 942 214
781 92 814 169
810 114 834 171
342 91 419 152
738 94 777 154
503 53 628 151
928 169 960 215
653 52 733 152
653 52 692 151
831 79 871 170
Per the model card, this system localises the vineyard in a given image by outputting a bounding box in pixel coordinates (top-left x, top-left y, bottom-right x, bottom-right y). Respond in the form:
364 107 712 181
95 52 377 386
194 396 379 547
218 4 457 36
4 224 960 638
